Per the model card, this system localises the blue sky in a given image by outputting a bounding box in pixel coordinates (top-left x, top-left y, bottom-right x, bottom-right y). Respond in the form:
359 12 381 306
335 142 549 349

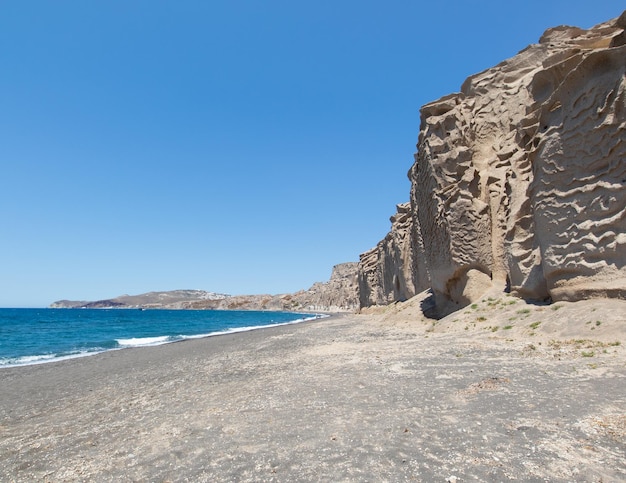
1 1 622 307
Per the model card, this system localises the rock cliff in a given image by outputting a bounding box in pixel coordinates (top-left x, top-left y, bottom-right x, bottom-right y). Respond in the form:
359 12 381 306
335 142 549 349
298 262 359 312
360 12 626 315
358 203 428 306
188 262 358 312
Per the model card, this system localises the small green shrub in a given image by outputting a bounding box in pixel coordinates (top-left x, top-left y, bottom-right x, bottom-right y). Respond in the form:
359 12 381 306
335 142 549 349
529 321 541 330
503 325 513 330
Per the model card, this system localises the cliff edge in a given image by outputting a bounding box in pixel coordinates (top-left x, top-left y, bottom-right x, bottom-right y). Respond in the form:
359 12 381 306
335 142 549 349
360 12 626 315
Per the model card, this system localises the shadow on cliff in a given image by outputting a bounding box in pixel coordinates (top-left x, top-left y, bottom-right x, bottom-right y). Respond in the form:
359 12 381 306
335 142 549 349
419 287 555 320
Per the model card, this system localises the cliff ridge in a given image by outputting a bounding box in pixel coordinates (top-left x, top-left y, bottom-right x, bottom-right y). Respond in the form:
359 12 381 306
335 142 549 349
360 12 626 316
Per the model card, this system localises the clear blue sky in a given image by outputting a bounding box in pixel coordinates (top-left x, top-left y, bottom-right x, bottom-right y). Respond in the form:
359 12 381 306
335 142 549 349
1 1 622 307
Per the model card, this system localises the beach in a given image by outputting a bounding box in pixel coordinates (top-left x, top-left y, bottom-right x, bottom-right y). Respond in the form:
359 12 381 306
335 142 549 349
1 295 625 482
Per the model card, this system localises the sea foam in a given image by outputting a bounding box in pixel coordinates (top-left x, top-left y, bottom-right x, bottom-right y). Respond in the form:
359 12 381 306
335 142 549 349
0 309 327 368
116 336 172 347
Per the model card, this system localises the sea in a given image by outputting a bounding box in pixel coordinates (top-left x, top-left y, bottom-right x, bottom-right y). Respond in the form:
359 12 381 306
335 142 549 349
0 308 322 368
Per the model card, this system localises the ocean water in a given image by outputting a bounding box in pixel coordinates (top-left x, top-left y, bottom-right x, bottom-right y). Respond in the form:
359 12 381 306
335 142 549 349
0 308 321 368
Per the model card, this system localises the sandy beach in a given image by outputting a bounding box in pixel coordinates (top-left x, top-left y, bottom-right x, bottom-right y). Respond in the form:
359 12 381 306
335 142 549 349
1 294 625 482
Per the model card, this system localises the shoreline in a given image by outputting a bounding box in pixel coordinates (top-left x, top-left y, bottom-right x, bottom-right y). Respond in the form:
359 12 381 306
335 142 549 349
0 310 332 369
1 300 625 481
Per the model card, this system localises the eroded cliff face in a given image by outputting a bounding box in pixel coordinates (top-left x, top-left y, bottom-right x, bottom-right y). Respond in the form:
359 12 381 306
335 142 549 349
299 262 359 311
358 203 428 307
360 12 626 314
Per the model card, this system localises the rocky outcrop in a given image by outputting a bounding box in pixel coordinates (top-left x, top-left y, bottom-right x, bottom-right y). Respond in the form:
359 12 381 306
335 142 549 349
293 262 359 312
199 263 358 312
358 203 428 306
360 12 626 315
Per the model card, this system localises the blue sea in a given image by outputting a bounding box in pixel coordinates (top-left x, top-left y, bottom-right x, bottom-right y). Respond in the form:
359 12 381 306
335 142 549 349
0 308 322 368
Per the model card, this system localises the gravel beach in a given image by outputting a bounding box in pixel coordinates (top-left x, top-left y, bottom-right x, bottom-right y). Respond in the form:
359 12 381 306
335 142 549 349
1 296 625 482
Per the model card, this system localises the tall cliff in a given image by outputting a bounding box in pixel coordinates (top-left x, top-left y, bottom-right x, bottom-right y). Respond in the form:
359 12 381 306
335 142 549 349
360 12 626 314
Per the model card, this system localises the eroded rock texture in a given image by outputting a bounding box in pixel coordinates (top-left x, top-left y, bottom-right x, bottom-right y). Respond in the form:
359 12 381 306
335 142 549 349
358 203 428 307
360 12 626 313
299 262 360 312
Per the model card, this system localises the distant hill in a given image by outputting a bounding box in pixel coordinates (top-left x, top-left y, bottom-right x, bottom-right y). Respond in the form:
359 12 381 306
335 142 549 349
50 290 229 309
49 263 360 313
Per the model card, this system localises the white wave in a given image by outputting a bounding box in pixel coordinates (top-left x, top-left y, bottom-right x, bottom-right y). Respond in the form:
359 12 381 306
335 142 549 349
0 350 103 368
178 313 329 340
0 313 329 368
116 336 172 347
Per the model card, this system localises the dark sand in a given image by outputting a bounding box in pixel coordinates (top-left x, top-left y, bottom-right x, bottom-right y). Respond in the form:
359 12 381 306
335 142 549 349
1 297 625 482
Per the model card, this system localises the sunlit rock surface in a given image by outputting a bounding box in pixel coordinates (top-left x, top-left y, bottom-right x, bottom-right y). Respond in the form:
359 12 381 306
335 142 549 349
361 12 626 314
